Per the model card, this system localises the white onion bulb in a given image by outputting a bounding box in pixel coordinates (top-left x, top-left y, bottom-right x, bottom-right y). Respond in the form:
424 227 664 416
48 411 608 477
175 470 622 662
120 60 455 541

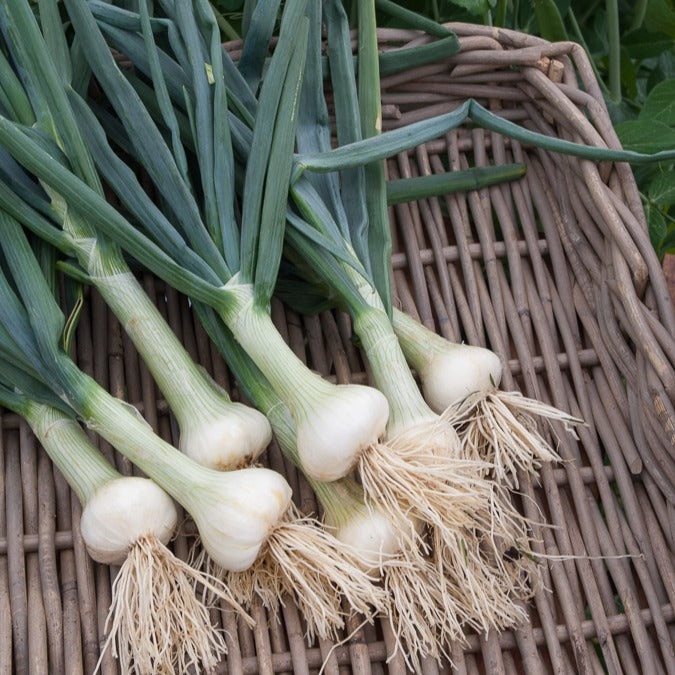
81 477 177 565
296 384 389 481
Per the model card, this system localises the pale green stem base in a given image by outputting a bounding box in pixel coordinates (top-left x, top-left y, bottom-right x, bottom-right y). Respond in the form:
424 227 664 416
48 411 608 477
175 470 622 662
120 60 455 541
313 476 368 530
22 401 118 504
353 307 437 437
340 265 436 435
263 399 301 466
391 307 448 372
81 245 234 432
220 283 334 416
57 355 208 509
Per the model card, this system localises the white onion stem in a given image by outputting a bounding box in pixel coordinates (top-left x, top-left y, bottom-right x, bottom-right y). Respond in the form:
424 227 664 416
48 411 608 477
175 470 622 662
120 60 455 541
221 280 389 480
78 242 272 469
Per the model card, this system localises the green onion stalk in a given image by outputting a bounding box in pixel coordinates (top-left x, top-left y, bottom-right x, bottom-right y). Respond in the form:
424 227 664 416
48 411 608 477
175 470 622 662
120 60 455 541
0 368 249 673
0 0 273 474
0 212 387 644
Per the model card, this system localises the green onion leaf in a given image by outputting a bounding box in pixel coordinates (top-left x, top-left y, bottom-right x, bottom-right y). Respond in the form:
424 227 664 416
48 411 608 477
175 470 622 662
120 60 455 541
238 0 282 90
239 0 307 288
358 0 393 313
296 99 675 174
386 164 527 204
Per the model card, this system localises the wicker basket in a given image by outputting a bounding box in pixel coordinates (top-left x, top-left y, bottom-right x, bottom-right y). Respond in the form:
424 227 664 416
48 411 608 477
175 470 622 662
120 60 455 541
1 23 673 674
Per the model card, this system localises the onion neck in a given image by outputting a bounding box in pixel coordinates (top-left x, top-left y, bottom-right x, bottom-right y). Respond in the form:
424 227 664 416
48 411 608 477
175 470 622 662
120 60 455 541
77 242 236 433
390 307 439 372
353 306 437 437
219 281 335 412
262 397 303 467
22 401 119 505
313 476 366 529
52 354 211 508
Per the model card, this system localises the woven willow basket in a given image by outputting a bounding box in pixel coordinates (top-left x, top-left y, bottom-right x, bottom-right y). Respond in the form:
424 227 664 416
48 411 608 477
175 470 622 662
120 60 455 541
1 23 674 674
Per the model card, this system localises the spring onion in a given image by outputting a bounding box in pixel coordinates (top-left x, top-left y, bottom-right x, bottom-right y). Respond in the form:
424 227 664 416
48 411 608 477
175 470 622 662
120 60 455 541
0 357 247 672
195 306 465 667
391 306 585 487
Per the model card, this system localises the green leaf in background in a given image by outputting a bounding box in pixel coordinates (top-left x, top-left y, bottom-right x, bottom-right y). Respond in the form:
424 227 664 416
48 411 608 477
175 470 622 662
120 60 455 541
615 119 675 152
605 98 640 125
640 80 675 125
553 0 571 19
533 0 568 42
646 202 668 249
649 171 675 206
644 0 675 39
444 0 490 17
647 50 675 92
620 46 639 100
661 225 675 253
588 10 610 54
622 28 674 60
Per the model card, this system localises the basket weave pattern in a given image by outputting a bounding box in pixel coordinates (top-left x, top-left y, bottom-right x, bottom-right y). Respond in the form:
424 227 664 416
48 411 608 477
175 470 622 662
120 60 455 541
1 24 673 674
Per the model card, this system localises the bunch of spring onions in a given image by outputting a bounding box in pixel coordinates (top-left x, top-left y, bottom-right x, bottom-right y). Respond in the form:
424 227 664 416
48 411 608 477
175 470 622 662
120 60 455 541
0 222 257 672
288 0 585 490
1 0 674 668
74 0 537 655
273 0 539 635
77 0 496 551
56 0 391 484
0 0 389 647
195 299 534 669
20 0 521 657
